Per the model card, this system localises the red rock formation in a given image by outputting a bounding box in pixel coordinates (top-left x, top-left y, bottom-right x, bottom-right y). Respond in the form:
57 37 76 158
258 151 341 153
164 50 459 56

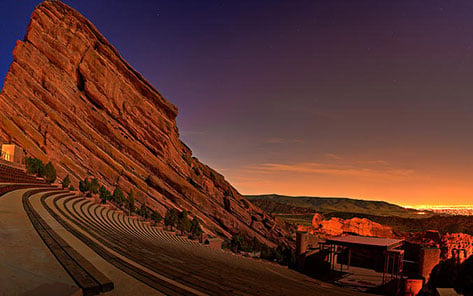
311 213 323 227
0 1 289 247
307 213 394 238
440 233 473 262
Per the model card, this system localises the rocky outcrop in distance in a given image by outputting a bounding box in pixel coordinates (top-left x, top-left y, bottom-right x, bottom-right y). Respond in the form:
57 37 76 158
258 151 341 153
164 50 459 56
298 213 395 238
0 1 289 247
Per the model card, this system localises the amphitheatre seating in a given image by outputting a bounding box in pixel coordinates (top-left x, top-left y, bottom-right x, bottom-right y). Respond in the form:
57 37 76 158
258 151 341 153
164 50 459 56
45 196 197 295
0 165 365 295
0 185 44 197
23 189 113 295
39 194 362 296
0 183 52 199
0 163 46 184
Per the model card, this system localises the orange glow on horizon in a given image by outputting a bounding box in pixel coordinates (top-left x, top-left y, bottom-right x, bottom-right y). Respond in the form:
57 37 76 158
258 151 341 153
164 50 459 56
218 155 473 207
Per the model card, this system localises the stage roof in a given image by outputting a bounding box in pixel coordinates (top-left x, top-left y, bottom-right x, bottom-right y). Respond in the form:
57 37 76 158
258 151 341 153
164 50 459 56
325 235 403 250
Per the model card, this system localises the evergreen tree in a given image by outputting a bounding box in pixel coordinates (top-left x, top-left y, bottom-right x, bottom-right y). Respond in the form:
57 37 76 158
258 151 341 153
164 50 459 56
139 204 149 219
89 178 99 194
151 211 162 224
260 245 276 261
24 157 34 174
164 209 179 230
61 175 71 189
43 162 56 183
79 177 90 194
99 185 111 203
126 190 135 215
190 216 203 237
112 186 124 207
177 210 192 233
25 157 45 177
231 234 244 252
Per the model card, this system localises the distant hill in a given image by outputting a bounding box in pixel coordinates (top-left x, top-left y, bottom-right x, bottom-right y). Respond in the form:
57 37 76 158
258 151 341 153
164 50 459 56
246 194 427 218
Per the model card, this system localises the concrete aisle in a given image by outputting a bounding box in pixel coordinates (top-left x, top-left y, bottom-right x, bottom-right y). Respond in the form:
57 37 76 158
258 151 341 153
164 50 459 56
0 188 79 296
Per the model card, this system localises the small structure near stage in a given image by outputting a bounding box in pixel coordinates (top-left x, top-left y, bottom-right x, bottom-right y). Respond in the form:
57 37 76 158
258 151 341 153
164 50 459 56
1 144 25 164
419 247 440 281
321 235 404 284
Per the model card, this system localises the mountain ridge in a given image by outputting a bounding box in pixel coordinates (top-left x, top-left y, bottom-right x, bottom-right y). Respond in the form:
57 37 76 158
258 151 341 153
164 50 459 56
246 194 423 218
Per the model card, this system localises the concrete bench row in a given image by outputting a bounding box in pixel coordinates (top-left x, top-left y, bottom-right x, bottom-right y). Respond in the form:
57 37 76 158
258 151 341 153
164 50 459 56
0 184 47 197
57 197 299 296
41 194 194 296
0 174 45 183
23 189 114 296
34 192 336 296
0 163 46 184
76 199 237 295
0 163 25 175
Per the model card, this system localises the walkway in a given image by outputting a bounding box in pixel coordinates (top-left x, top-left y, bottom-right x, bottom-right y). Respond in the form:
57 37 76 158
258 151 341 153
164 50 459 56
0 188 79 295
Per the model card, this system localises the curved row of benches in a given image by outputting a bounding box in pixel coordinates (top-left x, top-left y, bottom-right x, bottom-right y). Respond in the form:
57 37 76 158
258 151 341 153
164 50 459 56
0 164 45 184
41 194 330 296
0 162 359 296
0 184 49 197
23 189 114 296
44 194 199 295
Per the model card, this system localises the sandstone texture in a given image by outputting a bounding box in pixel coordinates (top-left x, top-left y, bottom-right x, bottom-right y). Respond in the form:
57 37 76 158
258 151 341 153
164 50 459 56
0 1 289 247
298 213 395 238
438 233 473 262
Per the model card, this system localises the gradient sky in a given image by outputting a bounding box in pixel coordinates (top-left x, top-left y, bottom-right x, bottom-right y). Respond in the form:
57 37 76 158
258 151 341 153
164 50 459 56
1 1 472 206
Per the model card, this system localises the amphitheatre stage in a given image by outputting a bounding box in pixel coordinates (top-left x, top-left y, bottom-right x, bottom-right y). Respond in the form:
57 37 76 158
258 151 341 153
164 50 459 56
0 163 365 295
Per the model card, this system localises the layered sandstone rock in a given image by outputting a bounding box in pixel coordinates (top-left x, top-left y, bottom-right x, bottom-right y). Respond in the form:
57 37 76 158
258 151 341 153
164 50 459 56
440 233 473 261
341 217 394 237
0 1 289 247
308 213 394 238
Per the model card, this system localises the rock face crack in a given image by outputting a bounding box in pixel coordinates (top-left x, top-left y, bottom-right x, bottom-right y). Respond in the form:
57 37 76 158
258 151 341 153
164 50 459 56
0 0 291 247
76 45 106 110
76 64 85 92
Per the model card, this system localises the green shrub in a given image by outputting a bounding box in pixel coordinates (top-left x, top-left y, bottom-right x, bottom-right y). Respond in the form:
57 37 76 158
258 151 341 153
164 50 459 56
99 185 111 203
61 175 71 189
139 204 149 219
89 178 99 194
151 211 162 224
260 245 276 260
164 208 179 230
25 157 45 177
79 177 90 193
126 190 135 214
112 186 124 206
43 161 56 183
190 216 203 237
177 210 191 232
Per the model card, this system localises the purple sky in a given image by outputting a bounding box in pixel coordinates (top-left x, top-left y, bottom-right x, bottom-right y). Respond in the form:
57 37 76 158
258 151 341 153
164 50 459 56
1 0 473 205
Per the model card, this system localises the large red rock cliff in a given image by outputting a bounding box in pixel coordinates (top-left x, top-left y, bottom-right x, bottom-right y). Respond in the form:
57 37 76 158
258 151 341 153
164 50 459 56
0 0 289 247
